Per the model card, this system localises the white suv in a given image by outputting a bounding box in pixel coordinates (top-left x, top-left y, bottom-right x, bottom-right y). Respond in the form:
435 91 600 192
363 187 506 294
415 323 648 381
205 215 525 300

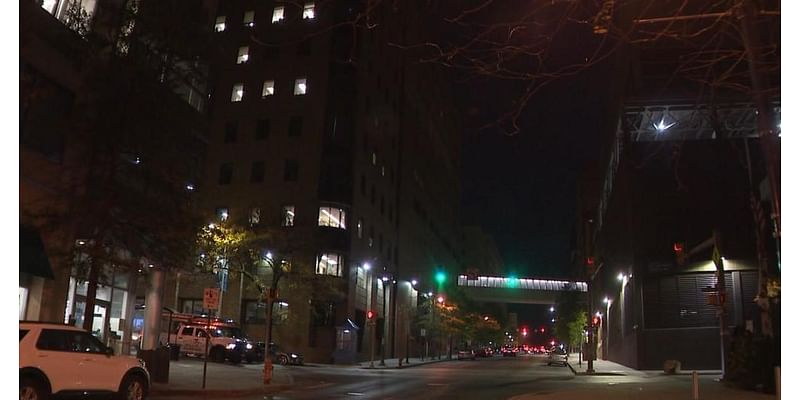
20 322 150 400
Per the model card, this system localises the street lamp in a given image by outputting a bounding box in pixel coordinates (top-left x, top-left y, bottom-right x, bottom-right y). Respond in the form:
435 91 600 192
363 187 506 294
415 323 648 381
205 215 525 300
603 297 613 360
549 306 555 313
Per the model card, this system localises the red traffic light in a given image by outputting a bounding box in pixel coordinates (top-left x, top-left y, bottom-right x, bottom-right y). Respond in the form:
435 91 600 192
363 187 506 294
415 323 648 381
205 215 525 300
367 310 375 320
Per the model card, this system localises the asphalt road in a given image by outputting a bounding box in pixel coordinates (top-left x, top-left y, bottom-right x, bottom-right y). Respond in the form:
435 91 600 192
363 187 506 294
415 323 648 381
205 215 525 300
152 354 774 400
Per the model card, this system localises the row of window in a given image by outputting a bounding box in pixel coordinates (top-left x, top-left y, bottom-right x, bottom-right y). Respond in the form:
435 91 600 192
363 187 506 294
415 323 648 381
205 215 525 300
234 40 311 65
231 78 306 102
218 160 298 185
214 205 345 230
223 117 302 143
214 2 316 32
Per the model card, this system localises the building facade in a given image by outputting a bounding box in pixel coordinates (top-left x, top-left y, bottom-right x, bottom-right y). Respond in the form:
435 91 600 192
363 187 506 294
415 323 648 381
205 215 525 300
164 0 465 363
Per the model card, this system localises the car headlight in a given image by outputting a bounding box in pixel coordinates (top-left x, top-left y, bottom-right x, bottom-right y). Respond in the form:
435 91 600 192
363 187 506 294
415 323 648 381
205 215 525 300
290 354 298 358
246 343 253 350
226 343 237 350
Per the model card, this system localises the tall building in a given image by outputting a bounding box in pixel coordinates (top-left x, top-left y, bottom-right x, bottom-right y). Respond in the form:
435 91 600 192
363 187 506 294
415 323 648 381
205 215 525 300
21 0 211 356
166 1 465 363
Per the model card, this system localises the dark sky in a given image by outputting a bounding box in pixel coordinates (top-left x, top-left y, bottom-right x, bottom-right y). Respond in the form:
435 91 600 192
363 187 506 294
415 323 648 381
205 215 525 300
458 57 611 280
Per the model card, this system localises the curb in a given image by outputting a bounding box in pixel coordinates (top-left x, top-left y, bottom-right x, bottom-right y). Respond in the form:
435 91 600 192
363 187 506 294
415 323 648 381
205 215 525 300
360 358 452 370
566 361 577 375
150 383 292 397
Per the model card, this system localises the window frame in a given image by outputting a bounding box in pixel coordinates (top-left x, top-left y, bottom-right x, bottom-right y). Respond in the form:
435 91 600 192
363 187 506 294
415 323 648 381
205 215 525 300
236 46 250 64
302 2 316 19
214 15 226 32
272 6 285 23
316 252 343 277
318 206 347 229
281 205 296 227
231 83 244 102
294 78 308 95
262 80 275 97
243 10 255 27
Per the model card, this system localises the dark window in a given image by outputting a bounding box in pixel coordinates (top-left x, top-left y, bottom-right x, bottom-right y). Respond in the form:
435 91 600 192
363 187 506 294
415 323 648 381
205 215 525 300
360 175 366 195
251 161 265 183
311 302 336 327
288 116 303 137
36 329 105 353
256 119 271 140
224 122 238 143
379 233 383 252
219 163 233 185
181 327 194 336
297 39 311 56
284 160 298 181
370 185 375 204
20 330 29 341
380 195 385 215
364 95 370 113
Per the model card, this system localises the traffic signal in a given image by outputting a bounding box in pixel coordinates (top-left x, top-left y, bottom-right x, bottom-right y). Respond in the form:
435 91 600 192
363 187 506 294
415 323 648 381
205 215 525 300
367 310 375 320
435 270 446 285
592 315 601 327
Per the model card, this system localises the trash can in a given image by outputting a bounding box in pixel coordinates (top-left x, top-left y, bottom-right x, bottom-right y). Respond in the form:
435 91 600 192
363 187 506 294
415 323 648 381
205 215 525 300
138 346 171 383
168 344 181 361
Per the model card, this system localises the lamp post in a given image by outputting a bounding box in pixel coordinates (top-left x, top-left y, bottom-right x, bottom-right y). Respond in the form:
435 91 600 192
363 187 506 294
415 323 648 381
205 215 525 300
380 275 390 367
603 297 612 360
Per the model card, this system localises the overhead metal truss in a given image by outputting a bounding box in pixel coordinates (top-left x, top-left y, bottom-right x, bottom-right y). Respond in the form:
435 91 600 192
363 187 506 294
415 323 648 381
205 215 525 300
457 275 587 292
621 102 781 142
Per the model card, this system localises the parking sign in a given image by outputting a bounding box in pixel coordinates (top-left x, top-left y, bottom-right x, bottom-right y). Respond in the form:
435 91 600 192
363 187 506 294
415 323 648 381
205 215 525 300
203 288 220 310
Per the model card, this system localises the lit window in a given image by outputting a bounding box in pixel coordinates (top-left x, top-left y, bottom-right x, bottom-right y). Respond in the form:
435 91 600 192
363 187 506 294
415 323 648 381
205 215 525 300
357 219 363 238
303 2 315 19
281 206 295 227
231 83 244 102
294 78 307 95
249 208 261 225
237 46 249 64
243 11 255 27
316 253 343 276
214 16 226 32
262 80 275 97
371 151 377 165
272 6 285 23
318 207 346 229
216 207 229 221
381 165 385 176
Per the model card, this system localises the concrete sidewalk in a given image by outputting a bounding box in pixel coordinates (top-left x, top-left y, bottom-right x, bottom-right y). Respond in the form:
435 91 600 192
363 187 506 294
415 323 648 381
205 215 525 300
149 357 292 397
355 356 453 369
566 353 646 376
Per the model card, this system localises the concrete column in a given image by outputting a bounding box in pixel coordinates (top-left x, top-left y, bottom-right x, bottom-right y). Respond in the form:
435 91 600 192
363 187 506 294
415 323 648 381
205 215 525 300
142 268 165 350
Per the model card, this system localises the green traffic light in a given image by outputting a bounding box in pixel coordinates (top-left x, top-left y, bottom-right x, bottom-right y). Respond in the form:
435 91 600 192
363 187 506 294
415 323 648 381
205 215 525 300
507 275 519 288
435 271 446 284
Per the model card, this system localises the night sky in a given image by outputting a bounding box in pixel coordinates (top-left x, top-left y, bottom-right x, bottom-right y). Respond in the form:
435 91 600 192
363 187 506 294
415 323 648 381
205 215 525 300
459 66 610 279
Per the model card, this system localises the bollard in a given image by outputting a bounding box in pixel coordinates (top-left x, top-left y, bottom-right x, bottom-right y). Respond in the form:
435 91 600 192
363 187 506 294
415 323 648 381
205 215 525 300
775 366 780 399
692 371 699 400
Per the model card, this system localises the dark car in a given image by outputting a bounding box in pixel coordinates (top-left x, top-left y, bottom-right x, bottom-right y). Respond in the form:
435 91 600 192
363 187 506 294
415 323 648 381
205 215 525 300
251 342 304 365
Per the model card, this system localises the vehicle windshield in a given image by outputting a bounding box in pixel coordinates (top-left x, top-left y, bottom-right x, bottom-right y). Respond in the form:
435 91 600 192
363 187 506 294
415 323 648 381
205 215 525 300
210 326 246 338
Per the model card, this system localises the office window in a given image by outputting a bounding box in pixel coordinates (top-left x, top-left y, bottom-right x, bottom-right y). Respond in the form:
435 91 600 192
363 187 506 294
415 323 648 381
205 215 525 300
360 174 366 195
256 119 270 140
357 219 363 238
216 207 229 221
371 151 377 165
236 46 249 64
262 80 275 97
243 300 265 324
272 6 285 23
303 2 315 19
318 207 346 229
218 163 233 185
370 185 375 204
284 160 298 181
181 299 204 314
231 83 244 102
294 78 307 95
281 206 295 227
249 208 261 225
380 196 385 215
224 122 238 143
243 11 255 27
381 165 385 176
288 116 303 137
316 253 343 277
368 226 374 248
250 161 265 183
214 16 226 32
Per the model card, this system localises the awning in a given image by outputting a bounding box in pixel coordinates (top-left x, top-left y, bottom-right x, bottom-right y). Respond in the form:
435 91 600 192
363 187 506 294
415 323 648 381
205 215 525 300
20 225 55 279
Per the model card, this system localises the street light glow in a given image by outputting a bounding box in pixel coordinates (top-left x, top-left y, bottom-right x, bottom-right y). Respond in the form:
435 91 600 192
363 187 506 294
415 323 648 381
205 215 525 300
549 306 555 312
411 279 418 286
603 297 610 304
363 262 371 271
435 271 446 284
437 296 445 304
617 273 624 281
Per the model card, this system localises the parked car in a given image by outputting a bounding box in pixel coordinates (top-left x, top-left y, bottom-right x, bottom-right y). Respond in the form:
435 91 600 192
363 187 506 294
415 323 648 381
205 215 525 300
457 349 476 360
163 323 251 364
546 347 569 366
501 347 517 357
20 321 151 400
255 342 304 365
475 347 492 357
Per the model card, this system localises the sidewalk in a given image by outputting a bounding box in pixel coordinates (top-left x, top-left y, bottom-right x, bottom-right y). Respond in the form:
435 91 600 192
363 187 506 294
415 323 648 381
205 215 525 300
149 358 292 397
566 353 646 377
355 356 453 369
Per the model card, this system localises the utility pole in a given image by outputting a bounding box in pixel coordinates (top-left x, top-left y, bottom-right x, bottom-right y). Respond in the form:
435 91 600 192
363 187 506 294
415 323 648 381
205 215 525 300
712 230 728 379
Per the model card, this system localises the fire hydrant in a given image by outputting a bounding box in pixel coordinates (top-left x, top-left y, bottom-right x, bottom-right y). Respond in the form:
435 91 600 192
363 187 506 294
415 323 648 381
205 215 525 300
263 359 273 384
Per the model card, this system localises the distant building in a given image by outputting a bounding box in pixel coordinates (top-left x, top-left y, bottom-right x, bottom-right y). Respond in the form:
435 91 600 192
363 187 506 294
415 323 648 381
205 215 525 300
462 226 504 276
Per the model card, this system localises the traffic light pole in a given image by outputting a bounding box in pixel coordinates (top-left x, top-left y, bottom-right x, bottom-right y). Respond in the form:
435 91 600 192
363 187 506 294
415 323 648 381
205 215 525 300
586 280 595 374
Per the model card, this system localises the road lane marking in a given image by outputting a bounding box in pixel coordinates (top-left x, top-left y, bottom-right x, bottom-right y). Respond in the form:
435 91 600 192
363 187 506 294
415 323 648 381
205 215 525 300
346 392 365 396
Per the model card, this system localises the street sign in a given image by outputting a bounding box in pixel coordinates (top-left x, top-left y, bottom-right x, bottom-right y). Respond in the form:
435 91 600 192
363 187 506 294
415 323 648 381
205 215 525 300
203 288 220 310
